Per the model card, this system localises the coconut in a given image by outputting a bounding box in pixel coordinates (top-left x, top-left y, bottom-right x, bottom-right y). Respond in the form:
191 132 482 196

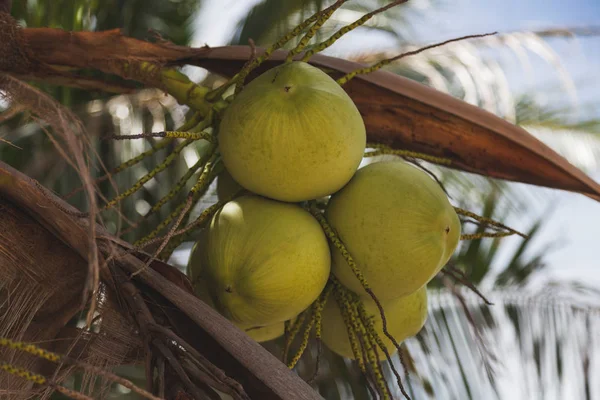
218 61 366 202
199 195 330 328
321 287 428 360
189 233 297 342
325 160 461 300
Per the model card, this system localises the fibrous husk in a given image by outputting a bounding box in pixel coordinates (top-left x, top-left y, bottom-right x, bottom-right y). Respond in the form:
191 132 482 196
0 199 144 399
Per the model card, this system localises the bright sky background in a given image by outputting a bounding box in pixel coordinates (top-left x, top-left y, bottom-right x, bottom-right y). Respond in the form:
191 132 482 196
189 0 600 289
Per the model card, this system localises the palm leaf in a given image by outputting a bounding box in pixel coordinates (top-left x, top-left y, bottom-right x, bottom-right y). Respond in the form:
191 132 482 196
404 288 600 399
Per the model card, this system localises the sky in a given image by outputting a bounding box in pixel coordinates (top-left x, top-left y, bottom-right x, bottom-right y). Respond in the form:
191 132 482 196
189 0 600 289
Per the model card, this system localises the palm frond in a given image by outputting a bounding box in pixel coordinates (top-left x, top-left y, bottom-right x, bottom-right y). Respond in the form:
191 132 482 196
403 287 600 399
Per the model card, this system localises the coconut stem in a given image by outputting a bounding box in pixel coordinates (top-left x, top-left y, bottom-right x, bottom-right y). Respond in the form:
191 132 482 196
107 130 215 143
285 0 348 62
307 340 323 385
363 332 392 400
461 231 517 240
64 137 175 200
337 32 497 85
455 207 528 238
310 205 408 393
288 284 332 370
356 333 383 400
287 319 315 370
356 297 411 400
101 139 194 211
314 282 333 341
155 66 212 115
141 186 242 257
74 111 203 200
117 113 217 236
301 0 409 63
283 312 308 363
368 336 394 400
141 198 224 255
308 205 371 291
309 203 412 399
365 143 452 166
334 285 366 372
120 157 206 237
206 1 349 101
135 147 217 246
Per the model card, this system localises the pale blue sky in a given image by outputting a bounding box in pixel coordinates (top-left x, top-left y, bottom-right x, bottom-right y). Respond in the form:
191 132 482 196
190 0 600 288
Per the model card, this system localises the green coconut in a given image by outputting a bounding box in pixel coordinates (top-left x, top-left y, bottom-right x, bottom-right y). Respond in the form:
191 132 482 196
325 160 461 300
321 286 428 360
201 195 331 328
218 61 366 202
189 233 295 342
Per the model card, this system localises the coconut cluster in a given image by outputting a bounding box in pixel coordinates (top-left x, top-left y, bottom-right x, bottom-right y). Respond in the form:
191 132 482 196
187 61 460 357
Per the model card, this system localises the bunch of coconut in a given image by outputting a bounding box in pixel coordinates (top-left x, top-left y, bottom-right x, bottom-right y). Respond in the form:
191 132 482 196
187 61 461 358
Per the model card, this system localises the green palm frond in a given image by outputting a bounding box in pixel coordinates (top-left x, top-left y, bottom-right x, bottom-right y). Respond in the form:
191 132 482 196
403 287 600 400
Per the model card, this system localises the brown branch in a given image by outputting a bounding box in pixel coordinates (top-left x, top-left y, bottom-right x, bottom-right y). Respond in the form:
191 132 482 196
180 358 230 400
118 275 214 399
149 324 250 400
153 338 216 400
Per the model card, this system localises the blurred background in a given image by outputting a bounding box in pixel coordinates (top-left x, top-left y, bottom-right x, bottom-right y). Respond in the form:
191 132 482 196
1 1 599 399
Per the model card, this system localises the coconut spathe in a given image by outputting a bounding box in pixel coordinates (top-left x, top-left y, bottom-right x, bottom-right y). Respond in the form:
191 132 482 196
321 287 428 360
325 160 461 300
201 195 331 328
218 61 366 202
